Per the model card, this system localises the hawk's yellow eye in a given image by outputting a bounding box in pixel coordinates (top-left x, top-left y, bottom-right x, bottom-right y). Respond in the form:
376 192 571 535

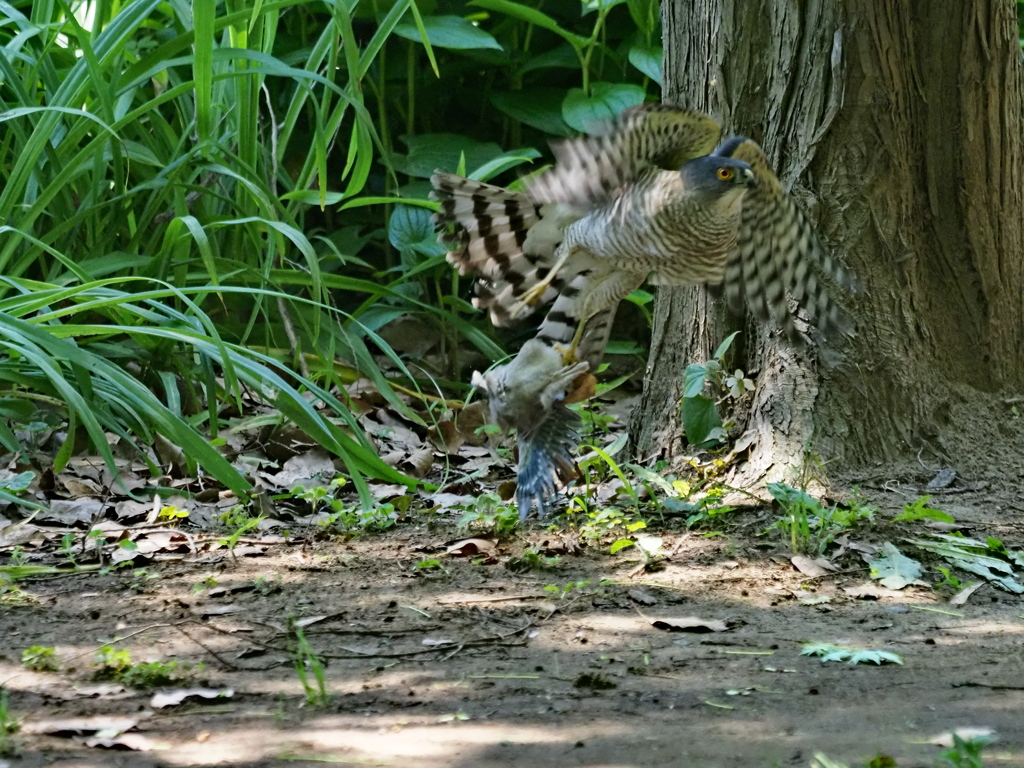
717 167 734 180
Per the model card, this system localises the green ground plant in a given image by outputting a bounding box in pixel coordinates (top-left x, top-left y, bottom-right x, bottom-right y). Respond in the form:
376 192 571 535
21 646 58 672
288 622 329 707
0 687 17 758
93 645 189 688
766 483 874 555
458 492 520 538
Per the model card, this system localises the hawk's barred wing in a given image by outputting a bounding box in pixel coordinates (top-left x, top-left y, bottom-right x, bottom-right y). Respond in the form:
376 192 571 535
716 137 855 340
431 172 576 327
528 104 722 209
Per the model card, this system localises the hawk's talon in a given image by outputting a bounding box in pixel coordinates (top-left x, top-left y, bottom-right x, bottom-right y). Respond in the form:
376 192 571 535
552 341 579 365
509 279 554 320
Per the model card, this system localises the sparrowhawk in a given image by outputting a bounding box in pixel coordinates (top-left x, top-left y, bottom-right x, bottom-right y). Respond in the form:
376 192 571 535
432 103 854 361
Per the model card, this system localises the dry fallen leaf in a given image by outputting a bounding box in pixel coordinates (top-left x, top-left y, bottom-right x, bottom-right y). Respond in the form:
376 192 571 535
924 727 995 748
628 589 658 606
401 446 435 478
842 583 908 600
791 555 835 578
563 372 597 404
649 616 730 633
82 733 169 751
150 688 234 709
949 582 985 606
23 716 139 736
791 589 833 605
421 637 456 647
445 538 496 557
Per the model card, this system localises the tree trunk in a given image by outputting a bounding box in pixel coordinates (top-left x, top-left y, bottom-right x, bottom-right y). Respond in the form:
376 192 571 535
633 0 1024 487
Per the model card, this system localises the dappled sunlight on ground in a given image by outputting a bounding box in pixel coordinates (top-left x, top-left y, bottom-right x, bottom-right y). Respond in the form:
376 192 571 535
3 503 1024 767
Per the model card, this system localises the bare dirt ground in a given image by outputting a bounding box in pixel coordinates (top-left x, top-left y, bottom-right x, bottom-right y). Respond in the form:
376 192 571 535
2 473 1023 768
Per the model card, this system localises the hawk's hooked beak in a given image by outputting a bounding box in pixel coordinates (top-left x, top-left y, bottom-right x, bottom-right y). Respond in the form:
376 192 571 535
742 167 756 188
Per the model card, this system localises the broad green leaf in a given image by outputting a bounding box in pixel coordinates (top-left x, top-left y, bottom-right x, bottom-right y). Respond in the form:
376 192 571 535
582 0 628 13
517 45 581 75
891 495 954 524
391 133 506 178
387 205 447 260
767 482 820 511
628 45 662 84
609 538 635 554
469 0 589 49
713 330 741 359
625 464 675 495
626 0 660 39
393 15 503 50
0 471 35 492
491 89 574 136
562 82 646 132
681 394 721 446
682 363 707 398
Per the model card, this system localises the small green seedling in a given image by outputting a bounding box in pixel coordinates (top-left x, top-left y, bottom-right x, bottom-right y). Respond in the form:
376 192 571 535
766 483 873 555
0 687 17 758
22 646 57 672
892 495 954 524
94 646 186 688
542 580 591 600
940 732 991 768
288 622 329 707
507 547 560 572
458 493 519 538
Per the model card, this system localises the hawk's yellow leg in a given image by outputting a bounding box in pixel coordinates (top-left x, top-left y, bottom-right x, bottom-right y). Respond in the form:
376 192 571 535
508 247 575 320
552 319 588 365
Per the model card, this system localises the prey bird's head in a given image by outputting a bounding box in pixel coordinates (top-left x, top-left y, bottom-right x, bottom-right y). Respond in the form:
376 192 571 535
678 155 755 201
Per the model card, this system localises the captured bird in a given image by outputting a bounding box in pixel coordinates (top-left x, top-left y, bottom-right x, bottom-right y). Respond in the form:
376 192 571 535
471 339 594 520
431 104 855 363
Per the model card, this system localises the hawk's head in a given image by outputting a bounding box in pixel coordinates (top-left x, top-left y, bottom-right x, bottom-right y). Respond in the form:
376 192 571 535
678 155 755 201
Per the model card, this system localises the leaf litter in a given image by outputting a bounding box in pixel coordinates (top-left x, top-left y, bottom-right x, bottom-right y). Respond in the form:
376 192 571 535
0 374 1022 764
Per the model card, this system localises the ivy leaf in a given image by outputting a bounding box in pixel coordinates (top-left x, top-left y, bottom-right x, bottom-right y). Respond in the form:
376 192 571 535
562 83 646 132
393 15 503 50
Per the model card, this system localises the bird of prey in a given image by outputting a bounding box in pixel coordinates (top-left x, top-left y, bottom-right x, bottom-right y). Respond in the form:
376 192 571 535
432 103 854 362
431 103 854 518
471 339 594 520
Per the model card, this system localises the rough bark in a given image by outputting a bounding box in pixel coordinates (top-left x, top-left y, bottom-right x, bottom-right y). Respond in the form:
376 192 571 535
633 0 1024 485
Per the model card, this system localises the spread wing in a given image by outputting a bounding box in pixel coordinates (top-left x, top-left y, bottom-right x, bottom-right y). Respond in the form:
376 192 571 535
527 104 723 209
714 137 855 339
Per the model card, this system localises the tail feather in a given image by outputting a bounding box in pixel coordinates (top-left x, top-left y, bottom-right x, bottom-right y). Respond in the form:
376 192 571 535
431 171 575 326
